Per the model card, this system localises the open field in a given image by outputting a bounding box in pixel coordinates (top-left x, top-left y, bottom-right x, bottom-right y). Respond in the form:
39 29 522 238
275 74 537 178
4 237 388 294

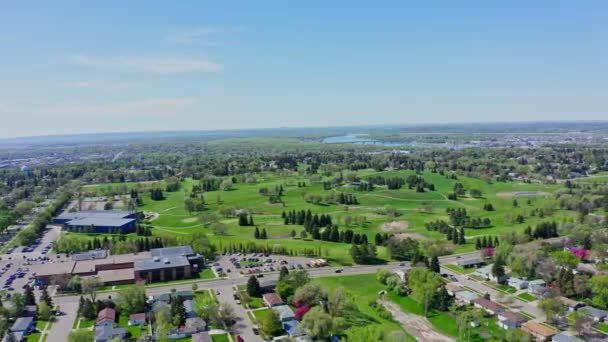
75 169 572 264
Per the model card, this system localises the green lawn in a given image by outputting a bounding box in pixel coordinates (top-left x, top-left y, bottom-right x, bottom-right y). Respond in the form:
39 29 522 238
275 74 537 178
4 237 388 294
248 296 264 309
483 281 517 294
78 318 96 329
212 334 230 342
596 322 608 333
252 308 271 322
26 333 41 342
195 289 217 304
443 263 476 275
314 274 416 340
516 292 538 302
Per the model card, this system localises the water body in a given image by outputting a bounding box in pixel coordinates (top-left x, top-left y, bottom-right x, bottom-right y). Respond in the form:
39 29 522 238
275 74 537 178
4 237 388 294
322 134 470 149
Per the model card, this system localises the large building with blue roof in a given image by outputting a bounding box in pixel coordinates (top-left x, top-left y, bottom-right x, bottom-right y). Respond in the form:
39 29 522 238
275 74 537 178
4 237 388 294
53 210 137 233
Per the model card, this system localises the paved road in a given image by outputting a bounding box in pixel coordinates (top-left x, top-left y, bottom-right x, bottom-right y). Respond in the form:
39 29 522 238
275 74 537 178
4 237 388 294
47 301 78 342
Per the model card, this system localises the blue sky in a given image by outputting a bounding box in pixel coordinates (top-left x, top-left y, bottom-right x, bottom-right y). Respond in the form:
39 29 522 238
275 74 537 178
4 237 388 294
1 1 607 137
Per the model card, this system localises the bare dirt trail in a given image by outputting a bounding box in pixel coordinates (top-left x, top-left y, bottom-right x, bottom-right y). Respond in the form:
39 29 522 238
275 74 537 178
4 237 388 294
379 299 456 342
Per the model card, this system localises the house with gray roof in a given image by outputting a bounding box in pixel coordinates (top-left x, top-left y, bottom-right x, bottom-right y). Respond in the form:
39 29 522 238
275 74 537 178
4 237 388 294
54 210 137 233
580 306 608 322
552 333 584 342
95 325 126 342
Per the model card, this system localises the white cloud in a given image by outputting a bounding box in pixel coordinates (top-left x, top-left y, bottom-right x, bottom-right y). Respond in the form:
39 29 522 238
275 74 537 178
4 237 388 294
72 54 223 74
164 27 242 45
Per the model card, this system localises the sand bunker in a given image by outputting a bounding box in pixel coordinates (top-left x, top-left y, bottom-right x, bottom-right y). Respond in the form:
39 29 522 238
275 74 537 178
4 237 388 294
381 221 410 232
393 233 428 241
496 191 550 198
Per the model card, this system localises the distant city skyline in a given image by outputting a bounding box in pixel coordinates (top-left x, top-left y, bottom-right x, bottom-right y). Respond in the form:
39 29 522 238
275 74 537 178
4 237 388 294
1 1 607 138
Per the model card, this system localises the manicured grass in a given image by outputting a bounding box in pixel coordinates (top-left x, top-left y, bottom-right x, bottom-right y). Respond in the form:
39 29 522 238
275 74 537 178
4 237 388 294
252 308 271 322
483 281 517 294
78 318 96 329
516 292 538 302
212 334 230 342
26 333 41 342
596 322 608 333
248 296 264 309
443 263 476 274
195 289 217 304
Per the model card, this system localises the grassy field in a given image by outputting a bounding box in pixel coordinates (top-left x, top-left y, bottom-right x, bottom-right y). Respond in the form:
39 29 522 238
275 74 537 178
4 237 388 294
82 169 572 264
313 274 416 341
516 292 538 302
443 264 476 274
211 334 231 342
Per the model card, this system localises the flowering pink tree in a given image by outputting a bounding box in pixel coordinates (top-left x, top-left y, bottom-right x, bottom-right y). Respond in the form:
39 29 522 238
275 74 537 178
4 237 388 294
294 305 310 320
570 248 588 260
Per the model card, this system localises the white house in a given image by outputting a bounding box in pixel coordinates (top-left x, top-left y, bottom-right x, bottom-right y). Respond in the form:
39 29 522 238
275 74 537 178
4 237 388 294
528 279 547 296
455 290 478 305
507 277 528 290
474 265 493 280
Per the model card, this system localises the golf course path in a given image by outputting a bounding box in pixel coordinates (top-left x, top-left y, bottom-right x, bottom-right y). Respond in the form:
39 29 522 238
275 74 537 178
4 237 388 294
380 299 456 342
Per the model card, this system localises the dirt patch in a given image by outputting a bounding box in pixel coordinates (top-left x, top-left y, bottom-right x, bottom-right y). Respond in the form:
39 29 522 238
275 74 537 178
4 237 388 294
379 299 455 342
496 191 550 198
393 233 428 241
381 221 410 232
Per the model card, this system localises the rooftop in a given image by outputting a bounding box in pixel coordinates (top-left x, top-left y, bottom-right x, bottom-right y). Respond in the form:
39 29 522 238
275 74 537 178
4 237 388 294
134 254 190 271
11 317 33 332
521 321 555 338
474 298 502 312
72 249 108 261
273 305 295 321
580 305 608 318
552 333 584 342
96 308 116 325
129 313 145 321
457 258 483 267
56 210 134 220
96 268 135 283
263 293 284 306
150 246 195 258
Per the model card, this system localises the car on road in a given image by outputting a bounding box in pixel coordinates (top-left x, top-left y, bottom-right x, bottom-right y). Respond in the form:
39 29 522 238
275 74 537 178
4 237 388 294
256 274 264 278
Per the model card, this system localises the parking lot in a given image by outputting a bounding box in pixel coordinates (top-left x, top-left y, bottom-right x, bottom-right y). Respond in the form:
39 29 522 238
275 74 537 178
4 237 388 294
212 253 327 280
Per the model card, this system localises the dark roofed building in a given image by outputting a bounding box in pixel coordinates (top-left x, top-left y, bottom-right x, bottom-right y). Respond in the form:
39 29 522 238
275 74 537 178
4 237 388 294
134 246 202 283
96 308 116 327
263 293 284 307
474 298 503 315
72 249 108 261
54 210 137 234
95 325 126 342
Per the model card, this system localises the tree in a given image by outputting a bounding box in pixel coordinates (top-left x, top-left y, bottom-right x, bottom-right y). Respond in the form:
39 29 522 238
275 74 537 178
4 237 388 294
491 257 506 284
590 275 608 309
8 292 24 314
430 256 440 273
40 286 53 307
170 295 186 326
300 306 334 340
80 299 96 320
538 298 565 323
386 237 419 261
293 283 327 306
407 267 443 315
260 228 267 239
115 285 147 316
551 250 580 270
23 285 36 306
247 276 262 297
154 305 173 339
260 308 283 338
38 301 52 321
210 222 228 235
279 266 289 281
189 232 216 259
81 277 102 303
220 179 233 191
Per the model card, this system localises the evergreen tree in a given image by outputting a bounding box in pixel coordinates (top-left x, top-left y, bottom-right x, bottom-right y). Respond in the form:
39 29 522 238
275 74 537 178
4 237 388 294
430 256 440 273
247 276 262 297
279 266 289 281
40 287 53 307
261 228 267 239
254 227 260 239
24 285 36 306
459 227 465 245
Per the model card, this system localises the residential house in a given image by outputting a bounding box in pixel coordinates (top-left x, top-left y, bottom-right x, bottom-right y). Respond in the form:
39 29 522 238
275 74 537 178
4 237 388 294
507 277 528 290
455 290 478 305
128 313 146 326
579 306 608 322
157 290 194 302
273 305 300 337
528 280 547 296
521 321 556 342
557 296 585 313
263 293 284 307
445 283 463 296
497 311 525 330
184 299 196 318
96 308 116 327
95 325 126 342
552 333 584 342
10 317 34 337
474 298 503 316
